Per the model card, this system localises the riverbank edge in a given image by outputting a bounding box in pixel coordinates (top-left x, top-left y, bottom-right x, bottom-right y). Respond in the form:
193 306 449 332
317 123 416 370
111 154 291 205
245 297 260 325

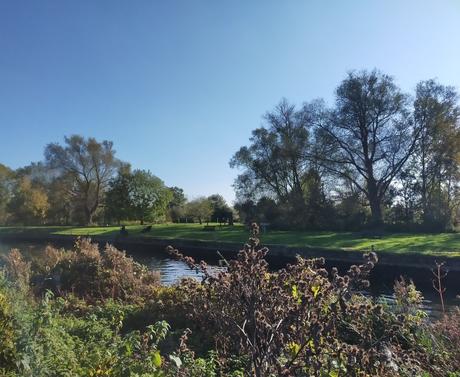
2 232 460 271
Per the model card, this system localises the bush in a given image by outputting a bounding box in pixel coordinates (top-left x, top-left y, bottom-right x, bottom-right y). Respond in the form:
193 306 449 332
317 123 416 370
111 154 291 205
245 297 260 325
168 223 460 376
2 228 460 376
431 308 460 372
5 238 160 302
0 272 17 372
0 274 217 377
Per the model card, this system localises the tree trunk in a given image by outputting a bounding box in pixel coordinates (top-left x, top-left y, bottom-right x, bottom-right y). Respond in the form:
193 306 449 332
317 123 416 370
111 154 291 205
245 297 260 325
367 179 383 228
369 198 383 228
421 132 428 223
84 207 93 226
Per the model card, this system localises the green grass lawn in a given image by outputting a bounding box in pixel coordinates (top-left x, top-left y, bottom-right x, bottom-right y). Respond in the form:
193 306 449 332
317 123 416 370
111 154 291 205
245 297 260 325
1 223 460 257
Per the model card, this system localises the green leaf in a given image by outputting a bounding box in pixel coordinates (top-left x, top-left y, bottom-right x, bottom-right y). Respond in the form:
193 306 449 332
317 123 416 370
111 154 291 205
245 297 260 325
152 351 162 367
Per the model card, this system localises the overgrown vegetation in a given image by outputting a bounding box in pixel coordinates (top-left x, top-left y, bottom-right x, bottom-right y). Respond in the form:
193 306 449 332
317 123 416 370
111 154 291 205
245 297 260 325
1 227 459 376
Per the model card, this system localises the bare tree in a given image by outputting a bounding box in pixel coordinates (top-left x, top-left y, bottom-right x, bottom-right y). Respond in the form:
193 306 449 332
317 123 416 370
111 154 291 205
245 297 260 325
314 70 420 227
45 135 120 225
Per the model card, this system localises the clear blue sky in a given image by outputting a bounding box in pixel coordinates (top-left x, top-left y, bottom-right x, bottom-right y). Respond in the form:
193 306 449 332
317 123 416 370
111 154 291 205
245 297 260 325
1 1 459 203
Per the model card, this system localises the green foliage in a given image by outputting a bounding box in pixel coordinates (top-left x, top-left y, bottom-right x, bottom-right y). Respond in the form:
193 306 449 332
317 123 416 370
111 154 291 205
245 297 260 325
105 164 133 224
185 197 213 224
1 231 460 376
207 194 233 224
0 163 14 224
7 177 50 225
413 79 460 230
0 272 16 371
167 186 187 223
0 271 219 377
105 168 172 224
45 135 120 225
130 170 172 224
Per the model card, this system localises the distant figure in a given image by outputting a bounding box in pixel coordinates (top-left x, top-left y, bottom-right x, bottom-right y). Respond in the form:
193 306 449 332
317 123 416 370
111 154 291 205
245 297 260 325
141 225 152 233
120 225 128 236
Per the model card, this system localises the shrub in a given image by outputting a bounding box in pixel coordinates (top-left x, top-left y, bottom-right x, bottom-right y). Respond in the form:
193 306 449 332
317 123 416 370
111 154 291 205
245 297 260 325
2 228 460 376
3 248 31 290
0 272 17 372
168 223 458 376
431 309 460 372
5 238 160 302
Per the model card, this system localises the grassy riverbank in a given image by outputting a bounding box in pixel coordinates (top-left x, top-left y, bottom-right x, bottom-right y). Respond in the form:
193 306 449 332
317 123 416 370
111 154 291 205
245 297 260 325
1 224 460 257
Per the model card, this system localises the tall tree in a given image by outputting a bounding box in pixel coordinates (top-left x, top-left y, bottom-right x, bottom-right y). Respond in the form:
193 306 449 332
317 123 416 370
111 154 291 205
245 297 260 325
46 175 74 225
13 162 72 225
413 79 460 228
45 135 120 225
167 186 187 223
105 168 172 225
207 194 233 223
230 99 312 202
129 170 172 225
315 70 419 227
105 164 133 224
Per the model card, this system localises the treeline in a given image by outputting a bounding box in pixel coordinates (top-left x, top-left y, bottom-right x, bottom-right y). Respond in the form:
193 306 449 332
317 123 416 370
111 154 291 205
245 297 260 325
0 135 233 226
231 70 460 232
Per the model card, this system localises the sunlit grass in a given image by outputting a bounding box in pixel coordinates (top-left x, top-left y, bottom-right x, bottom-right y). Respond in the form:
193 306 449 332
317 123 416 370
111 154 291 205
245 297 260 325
1 224 460 257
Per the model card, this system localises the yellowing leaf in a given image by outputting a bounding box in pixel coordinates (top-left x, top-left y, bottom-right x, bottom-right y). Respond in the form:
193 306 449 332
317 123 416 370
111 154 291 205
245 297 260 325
311 285 320 298
152 351 162 367
288 342 301 356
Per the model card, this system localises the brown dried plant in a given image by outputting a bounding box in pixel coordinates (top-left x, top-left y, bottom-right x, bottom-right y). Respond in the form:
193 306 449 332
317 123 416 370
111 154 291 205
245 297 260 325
168 223 438 376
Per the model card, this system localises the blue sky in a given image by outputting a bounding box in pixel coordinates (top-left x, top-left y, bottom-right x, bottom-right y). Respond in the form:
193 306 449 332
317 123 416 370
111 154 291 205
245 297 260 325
1 1 459 203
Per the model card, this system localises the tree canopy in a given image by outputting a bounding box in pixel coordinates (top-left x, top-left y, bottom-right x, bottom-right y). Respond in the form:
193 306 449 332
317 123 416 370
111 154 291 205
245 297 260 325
105 168 172 224
231 70 460 231
45 135 120 225
315 70 419 227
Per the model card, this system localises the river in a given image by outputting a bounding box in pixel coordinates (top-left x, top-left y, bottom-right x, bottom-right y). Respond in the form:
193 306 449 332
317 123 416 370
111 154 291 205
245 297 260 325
0 238 458 315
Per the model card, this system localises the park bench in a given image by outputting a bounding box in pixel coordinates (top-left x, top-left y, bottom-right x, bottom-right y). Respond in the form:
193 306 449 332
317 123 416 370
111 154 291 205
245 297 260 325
203 225 216 231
